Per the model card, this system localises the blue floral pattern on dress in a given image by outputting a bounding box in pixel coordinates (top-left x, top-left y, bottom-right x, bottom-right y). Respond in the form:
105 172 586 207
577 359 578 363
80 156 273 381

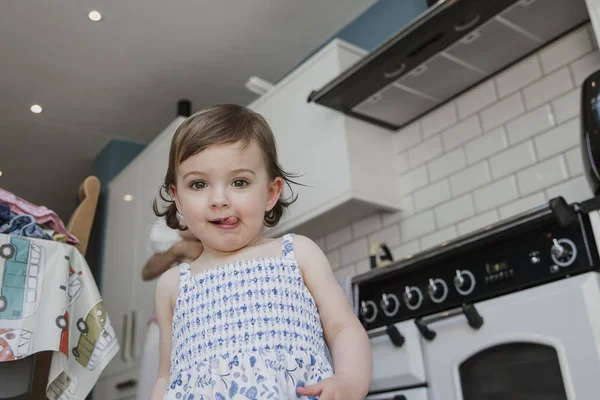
164 234 333 399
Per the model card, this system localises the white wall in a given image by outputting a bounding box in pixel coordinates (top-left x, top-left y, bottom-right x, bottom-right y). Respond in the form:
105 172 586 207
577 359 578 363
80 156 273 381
316 23 600 280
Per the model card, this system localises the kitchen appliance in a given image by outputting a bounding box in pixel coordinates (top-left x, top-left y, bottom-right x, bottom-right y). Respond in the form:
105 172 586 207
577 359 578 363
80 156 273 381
581 70 600 196
307 0 590 130
355 196 600 399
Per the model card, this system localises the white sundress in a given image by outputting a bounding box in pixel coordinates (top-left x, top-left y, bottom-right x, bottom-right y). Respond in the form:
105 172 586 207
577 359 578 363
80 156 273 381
164 233 334 400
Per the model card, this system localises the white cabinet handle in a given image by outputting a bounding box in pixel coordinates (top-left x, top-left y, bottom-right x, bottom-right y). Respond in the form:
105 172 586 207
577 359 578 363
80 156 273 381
120 313 130 362
129 310 137 360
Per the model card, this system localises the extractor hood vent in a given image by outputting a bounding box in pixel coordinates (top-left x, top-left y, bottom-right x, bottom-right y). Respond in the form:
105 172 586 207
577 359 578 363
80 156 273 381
307 0 590 130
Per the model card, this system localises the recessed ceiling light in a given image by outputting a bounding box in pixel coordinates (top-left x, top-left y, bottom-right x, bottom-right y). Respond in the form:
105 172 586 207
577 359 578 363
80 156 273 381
0 171 3 177
123 194 133 202
88 11 102 22
30 104 42 114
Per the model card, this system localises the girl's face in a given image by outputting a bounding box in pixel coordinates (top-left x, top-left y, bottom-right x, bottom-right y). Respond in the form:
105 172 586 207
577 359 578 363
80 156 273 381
171 140 283 253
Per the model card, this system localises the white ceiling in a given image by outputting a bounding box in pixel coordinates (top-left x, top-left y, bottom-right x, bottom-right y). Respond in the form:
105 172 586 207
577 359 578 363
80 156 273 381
0 0 374 220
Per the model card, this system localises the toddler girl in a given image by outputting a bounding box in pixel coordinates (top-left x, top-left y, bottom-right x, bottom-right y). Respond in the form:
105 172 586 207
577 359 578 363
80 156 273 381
150 104 372 400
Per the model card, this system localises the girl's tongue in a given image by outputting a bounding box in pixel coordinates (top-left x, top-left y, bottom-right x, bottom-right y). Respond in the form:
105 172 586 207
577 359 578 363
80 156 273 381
213 217 239 226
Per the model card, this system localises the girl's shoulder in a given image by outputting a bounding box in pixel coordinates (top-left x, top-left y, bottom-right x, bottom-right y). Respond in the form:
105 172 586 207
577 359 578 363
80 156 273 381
283 234 327 268
156 264 184 307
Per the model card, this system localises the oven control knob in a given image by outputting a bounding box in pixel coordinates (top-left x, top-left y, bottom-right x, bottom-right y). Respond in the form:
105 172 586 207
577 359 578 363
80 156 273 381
454 270 476 296
402 286 423 310
428 278 448 303
380 293 400 316
550 238 577 267
360 300 378 323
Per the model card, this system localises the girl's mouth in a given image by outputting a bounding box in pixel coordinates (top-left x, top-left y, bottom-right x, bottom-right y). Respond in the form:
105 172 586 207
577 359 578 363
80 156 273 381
210 217 240 229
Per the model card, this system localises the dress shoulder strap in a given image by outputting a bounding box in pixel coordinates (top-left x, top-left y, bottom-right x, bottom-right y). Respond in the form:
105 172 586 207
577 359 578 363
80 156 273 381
281 233 295 260
178 263 191 282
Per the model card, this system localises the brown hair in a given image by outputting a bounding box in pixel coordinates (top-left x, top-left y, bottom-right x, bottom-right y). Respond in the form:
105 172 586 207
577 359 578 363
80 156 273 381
153 103 300 230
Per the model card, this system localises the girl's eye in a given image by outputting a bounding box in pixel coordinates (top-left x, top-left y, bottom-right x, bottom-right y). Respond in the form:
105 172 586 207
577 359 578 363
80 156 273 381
232 179 248 188
190 181 206 190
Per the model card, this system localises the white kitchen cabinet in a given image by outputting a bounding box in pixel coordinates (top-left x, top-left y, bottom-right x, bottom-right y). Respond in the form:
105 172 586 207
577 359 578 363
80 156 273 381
99 117 184 385
93 366 140 400
248 39 401 238
586 0 600 45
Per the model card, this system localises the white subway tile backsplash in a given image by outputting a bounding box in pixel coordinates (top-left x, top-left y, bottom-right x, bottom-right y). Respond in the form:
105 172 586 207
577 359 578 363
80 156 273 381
456 80 497 119
534 118 580 160
325 226 352 250
489 141 537 179
420 226 457 250
391 240 420 261
434 194 475 227
551 89 580 124
480 93 525 131
408 135 443 168
398 166 429 196
499 192 546 219
565 146 583 176
464 127 508 164
570 51 600 86
352 214 382 238
428 148 466 182
517 155 569 195
495 55 542 98
334 264 356 280
381 195 415 227
326 250 340 269
355 258 371 275
441 115 481 151
399 211 436 241
546 175 593 203
340 237 368 265
523 68 574 110
320 27 594 271
539 27 592 74
395 152 409 175
421 102 458 138
506 105 556 145
368 224 401 249
414 179 451 211
392 122 421 153
457 210 500 236
450 161 491 196
473 176 519 212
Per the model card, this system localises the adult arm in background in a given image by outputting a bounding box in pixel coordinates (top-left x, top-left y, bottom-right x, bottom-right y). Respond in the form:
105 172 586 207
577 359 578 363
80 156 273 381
142 219 203 281
141 239 204 280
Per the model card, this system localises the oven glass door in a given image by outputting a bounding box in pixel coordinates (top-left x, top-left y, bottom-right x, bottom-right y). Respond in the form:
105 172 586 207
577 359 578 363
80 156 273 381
421 272 600 400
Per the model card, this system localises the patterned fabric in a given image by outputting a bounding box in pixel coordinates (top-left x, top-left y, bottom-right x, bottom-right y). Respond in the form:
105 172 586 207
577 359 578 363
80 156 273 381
165 234 334 399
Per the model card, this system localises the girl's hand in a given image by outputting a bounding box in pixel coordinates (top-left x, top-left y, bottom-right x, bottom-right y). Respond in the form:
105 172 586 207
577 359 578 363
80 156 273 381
296 375 357 400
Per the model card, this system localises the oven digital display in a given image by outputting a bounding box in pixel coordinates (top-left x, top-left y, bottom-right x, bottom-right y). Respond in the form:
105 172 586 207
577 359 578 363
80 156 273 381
486 261 509 274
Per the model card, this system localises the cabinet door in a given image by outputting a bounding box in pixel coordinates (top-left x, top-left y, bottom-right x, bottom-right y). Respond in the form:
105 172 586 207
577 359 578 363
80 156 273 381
100 165 140 377
93 366 140 400
129 121 180 362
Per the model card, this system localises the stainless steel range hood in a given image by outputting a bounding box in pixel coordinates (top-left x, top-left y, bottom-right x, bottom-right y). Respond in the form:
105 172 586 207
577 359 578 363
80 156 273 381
307 0 590 130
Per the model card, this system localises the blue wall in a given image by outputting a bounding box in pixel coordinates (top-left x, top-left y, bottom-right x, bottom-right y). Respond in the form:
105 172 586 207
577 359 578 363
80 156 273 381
278 0 428 82
336 0 428 51
89 140 145 290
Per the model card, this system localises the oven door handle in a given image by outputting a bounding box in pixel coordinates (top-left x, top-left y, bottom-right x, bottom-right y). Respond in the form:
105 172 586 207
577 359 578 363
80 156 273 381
415 303 484 341
367 325 405 348
367 395 407 400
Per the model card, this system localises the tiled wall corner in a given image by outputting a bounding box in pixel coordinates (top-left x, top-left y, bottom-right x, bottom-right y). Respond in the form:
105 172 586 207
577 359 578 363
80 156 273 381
319 24 599 280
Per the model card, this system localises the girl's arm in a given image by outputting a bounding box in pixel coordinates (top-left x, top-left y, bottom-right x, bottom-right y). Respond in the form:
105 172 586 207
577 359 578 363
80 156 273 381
149 267 179 400
294 235 372 400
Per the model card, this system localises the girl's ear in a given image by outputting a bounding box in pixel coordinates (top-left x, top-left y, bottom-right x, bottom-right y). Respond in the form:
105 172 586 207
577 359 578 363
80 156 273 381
266 177 284 211
170 184 182 214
